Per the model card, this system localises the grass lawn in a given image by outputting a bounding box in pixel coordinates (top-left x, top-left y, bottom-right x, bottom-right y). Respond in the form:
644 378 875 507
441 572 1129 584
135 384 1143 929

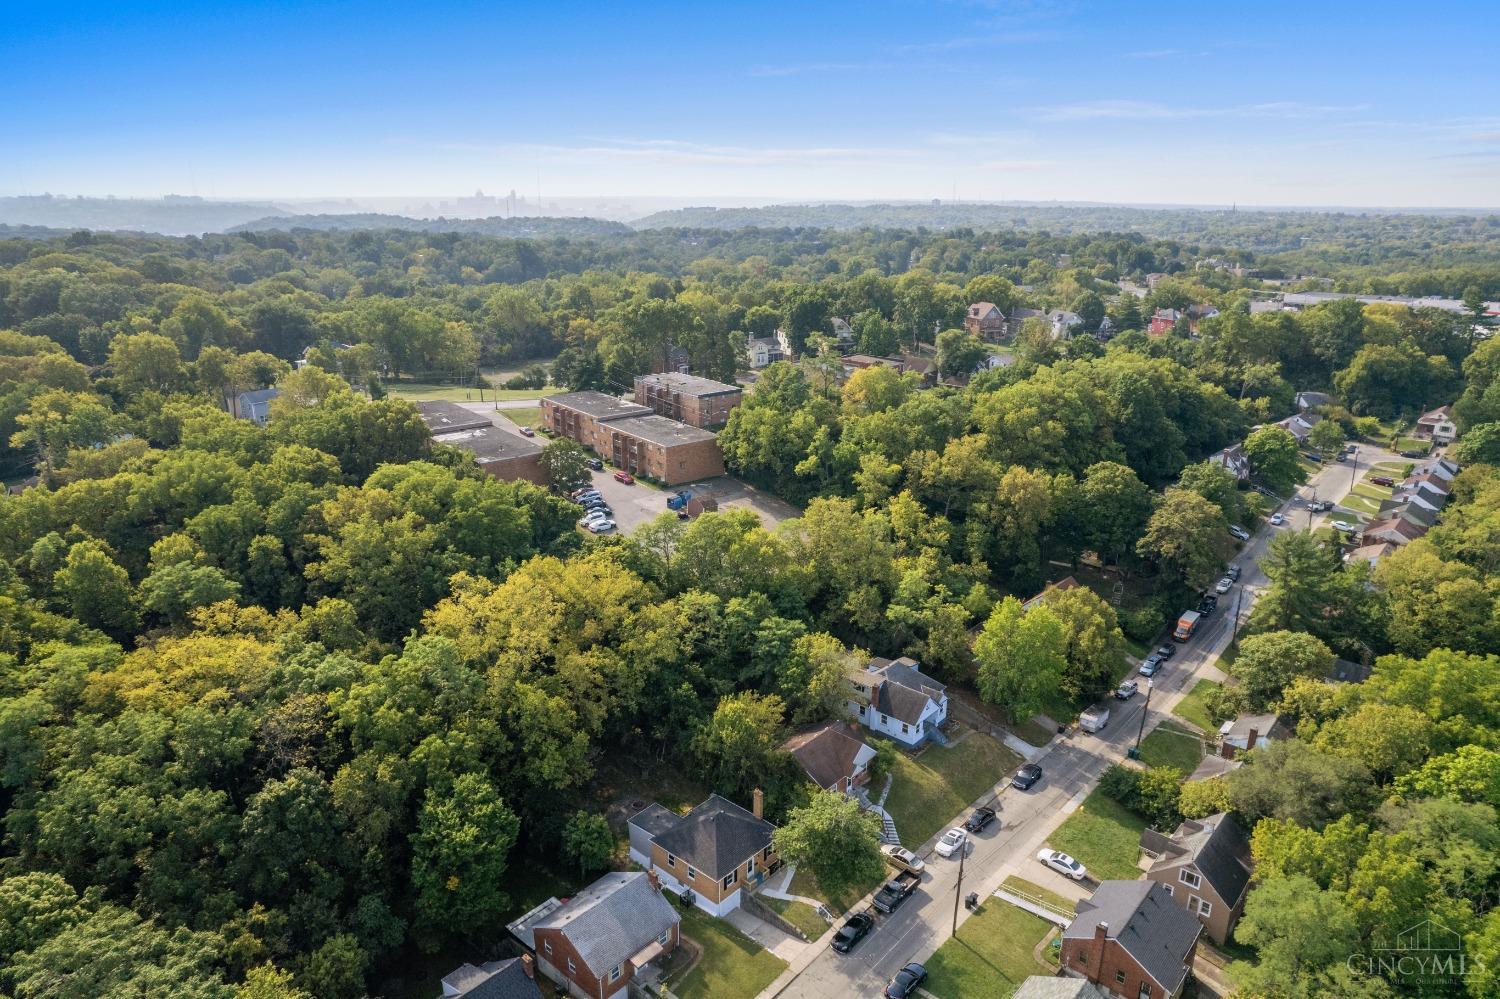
1394 436 1431 454
385 380 547 403
883 731 1022 848
1013 716 1058 748
1138 720 1206 773
671 901 787 999
497 406 543 429
1046 788 1149 882
761 896 829 939
1337 492 1382 516
1372 460 1414 476
922 900 1056 999
788 860 884 915
1001 876 1077 917
1174 679 1222 733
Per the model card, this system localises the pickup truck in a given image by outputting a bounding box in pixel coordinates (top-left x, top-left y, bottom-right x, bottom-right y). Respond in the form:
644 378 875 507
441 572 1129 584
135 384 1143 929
873 871 921 914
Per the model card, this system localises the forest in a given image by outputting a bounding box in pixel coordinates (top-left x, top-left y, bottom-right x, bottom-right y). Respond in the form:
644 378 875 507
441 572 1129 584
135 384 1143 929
0 218 1498 997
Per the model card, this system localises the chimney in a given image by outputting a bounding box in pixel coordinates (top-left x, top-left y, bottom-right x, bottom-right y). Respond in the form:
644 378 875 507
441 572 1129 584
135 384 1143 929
521 955 534 980
646 869 661 891
1246 727 1260 752
752 788 764 819
1088 922 1110 984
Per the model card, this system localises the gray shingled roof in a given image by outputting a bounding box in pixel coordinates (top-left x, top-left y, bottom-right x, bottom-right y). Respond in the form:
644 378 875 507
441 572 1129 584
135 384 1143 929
532 871 678 978
441 958 543 999
650 794 773 880
628 802 682 839
1065 881 1201 993
1012 978 1107 999
1150 813 1252 907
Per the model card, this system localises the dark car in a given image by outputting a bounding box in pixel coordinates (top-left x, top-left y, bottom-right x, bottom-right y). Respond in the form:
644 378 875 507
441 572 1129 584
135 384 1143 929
1227 563 1242 581
1370 475 1395 487
585 457 604 471
1335 452 1347 462
1011 764 1043 790
1401 449 1426 458
965 806 997 833
1155 644 1176 660
1198 594 1218 615
885 963 927 999
831 911 874 954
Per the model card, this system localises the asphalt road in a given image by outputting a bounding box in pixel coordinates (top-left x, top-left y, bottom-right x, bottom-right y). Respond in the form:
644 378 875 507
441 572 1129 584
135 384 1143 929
773 449 1383 998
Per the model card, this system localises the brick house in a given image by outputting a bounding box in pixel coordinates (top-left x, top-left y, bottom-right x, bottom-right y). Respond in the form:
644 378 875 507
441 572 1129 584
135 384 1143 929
1148 308 1181 335
781 721 877 794
416 401 546 485
1061 881 1201 999
845 657 947 746
628 793 777 916
1358 516 1426 547
512 871 679 999
964 302 1008 341
1139 813 1253 945
540 392 653 451
633 372 744 429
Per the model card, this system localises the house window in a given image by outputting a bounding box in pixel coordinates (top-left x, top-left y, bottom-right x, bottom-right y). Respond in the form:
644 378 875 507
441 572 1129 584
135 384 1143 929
880 714 888 724
687 866 697 881
1179 869 1201 889
1115 970 1127 985
1161 883 1174 897
1073 950 1087 966
763 845 772 860
1195 897 1213 918
610 965 622 983
901 723 909 734
858 704 866 716
567 958 576 975
723 869 737 889
1138 985 1153 999
543 940 552 956
746 858 755 876
659 928 672 946
666 853 676 868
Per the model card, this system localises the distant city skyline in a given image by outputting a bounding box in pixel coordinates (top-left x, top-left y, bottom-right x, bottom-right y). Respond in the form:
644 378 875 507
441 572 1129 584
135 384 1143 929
5 0 1498 208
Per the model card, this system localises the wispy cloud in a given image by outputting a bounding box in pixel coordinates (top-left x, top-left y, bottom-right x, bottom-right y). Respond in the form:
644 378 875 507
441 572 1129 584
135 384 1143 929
460 138 918 168
890 29 1057 54
1031 99 1368 122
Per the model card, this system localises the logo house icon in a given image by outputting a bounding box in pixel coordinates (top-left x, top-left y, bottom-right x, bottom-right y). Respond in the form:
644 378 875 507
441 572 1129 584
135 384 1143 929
1380 919 1464 952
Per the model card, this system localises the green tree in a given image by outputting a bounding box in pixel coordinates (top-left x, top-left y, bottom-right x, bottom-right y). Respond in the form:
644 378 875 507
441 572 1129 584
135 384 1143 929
934 328 988 379
974 597 1066 722
108 332 185 396
1243 426 1306 494
540 437 591 493
409 773 520 950
1229 631 1335 711
1078 461 1153 564
1230 876 1363 999
1452 422 1500 464
561 811 615 881
139 562 241 627
772 790 884 897
1307 418 1345 454
1043 585 1128 702
52 540 137 636
694 692 786 797
1135 487 1227 588
1228 739 1371 827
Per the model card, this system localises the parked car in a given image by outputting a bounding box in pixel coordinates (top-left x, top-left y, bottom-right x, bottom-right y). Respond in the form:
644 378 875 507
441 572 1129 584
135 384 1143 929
884 963 928 999
518 426 535 437
1401 449 1426 458
1370 475 1395 487
1012 764 1043 790
613 471 635 484
1199 594 1219 616
1331 520 1356 533
1155 644 1176 660
1037 849 1087 880
585 457 604 471
965 806 998 833
1229 524 1250 541
1215 576 1233 594
831 911 874 954
1270 513 1284 526
1138 655 1162 677
1335 452 1347 462
935 828 967 858
1079 703 1110 733
880 845 925 876
585 519 616 534
873 872 921 914
1227 563 1242 581
1115 679 1139 700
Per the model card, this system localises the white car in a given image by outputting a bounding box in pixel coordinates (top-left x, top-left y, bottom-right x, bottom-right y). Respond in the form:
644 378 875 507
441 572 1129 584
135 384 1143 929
577 511 609 527
1036 849 1087 881
1229 524 1250 541
1214 577 1233 594
1331 520 1356 533
1270 513 1284 526
586 519 617 533
935 828 967 858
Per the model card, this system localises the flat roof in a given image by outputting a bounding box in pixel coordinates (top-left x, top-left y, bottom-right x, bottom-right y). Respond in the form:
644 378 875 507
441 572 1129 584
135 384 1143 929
414 400 494 435
433 425 543 463
606 414 719 448
543 391 653 421
635 372 742 398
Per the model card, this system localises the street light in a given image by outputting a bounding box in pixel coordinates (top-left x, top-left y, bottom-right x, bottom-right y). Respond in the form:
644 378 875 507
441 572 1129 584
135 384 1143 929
1133 678 1155 755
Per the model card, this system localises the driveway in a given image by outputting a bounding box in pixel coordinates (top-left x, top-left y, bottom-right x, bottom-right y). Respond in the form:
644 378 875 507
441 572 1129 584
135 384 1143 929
1284 442 1404 531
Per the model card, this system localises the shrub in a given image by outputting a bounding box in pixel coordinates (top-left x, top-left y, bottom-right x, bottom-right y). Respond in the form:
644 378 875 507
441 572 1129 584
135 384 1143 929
1122 605 1165 643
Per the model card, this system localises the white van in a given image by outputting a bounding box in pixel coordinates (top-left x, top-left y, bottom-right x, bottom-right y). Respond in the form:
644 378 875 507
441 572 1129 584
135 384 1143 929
1079 704 1111 733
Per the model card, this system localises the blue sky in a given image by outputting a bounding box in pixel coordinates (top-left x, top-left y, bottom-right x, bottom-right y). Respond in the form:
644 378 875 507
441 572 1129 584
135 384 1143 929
4 0 1498 207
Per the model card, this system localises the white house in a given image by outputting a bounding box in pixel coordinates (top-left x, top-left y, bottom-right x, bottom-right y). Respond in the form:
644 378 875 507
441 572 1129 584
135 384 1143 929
1413 405 1458 445
846 657 947 746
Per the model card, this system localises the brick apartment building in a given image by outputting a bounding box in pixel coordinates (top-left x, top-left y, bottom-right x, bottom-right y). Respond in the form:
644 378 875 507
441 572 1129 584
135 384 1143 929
416 401 546 485
542 391 724 485
633 372 743 428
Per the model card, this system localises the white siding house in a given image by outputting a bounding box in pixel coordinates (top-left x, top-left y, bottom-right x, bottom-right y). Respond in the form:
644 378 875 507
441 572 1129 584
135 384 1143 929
845 657 948 746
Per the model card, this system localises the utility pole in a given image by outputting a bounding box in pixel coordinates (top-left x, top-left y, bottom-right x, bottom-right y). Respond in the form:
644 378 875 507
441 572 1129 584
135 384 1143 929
1231 586 1244 642
951 838 968 937
1349 446 1359 492
1306 487 1317 533
1134 678 1155 754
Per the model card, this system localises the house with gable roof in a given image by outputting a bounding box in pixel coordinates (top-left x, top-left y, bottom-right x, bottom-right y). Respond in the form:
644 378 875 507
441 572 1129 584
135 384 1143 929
627 792 777 916
965 302 1008 341
1139 813 1253 944
846 656 948 746
781 721 876 794
440 957 543 999
1413 405 1458 444
1060 881 1202 999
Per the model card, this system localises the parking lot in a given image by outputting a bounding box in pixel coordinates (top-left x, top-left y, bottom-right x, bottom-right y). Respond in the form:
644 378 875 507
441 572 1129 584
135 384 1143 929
571 470 801 535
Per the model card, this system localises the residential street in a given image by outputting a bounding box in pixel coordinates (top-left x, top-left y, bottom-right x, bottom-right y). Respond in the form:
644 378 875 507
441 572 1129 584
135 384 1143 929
766 445 1387 998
